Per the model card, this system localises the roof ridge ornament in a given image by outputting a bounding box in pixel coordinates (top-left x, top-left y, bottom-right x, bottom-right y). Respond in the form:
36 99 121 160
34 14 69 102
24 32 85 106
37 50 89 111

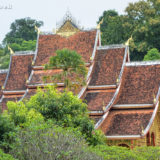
35 25 41 35
125 35 133 46
8 46 14 55
56 10 81 37
97 18 103 30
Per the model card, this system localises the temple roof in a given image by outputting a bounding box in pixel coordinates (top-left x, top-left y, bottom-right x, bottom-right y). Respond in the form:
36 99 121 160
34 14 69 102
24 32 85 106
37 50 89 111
89 47 125 85
99 109 153 137
4 53 34 91
115 64 160 104
34 30 97 66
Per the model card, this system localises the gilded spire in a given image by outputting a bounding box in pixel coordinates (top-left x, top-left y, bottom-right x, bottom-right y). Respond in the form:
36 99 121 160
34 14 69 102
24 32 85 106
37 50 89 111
35 25 41 35
97 18 103 29
8 46 14 55
125 35 133 46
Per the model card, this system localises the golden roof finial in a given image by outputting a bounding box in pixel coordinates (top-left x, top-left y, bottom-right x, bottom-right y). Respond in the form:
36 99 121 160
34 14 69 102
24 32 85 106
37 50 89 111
141 125 145 135
102 101 105 111
8 46 14 55
97 18 104 29
35 25 41 35
153 94 156 104
125 35 133 46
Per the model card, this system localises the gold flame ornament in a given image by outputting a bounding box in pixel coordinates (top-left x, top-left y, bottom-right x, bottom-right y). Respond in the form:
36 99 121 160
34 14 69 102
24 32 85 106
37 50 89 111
125 35 133 46
141 125 145 135
153 94 156 104
8 46 14 55
97 18 103 29
35 25 41 35
102 101 105 111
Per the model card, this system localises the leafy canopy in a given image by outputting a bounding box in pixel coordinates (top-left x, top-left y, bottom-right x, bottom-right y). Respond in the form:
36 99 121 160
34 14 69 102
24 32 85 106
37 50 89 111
3 17 43 45
98 0 160 61
143 48 160 61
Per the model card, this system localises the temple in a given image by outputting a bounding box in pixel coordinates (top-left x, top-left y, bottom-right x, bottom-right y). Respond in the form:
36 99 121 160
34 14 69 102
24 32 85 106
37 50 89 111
0 13 160 148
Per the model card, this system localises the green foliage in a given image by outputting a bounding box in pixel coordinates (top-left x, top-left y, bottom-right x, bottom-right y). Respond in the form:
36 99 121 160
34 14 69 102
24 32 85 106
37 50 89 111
92 145 143 160
99 10 130 45
99 0 160 61
143 48 160 61
133 147 160 160
0 149 16 160
10 123 102 160
0 17 42 69
0 114 18 152
45 49 87 90
25 86 105 145
4 101 44 128
3 17 43 44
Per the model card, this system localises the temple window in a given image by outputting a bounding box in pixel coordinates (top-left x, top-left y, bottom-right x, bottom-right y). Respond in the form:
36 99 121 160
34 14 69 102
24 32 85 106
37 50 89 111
151 132 155 146
146 132 150 146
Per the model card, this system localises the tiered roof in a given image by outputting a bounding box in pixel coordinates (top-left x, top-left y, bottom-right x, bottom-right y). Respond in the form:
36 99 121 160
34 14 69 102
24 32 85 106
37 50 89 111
0 17 160 142
0 52 34 110
96 61 160 139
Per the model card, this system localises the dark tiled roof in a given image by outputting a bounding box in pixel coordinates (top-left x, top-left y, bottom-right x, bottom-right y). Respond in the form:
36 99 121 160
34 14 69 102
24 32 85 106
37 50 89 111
115 65 160 104
0 72 7 98
100 109 153 136
5 55 34 91
90 115 102 123
35 30 97 66
85 92 114 111
89 48 125 85
30 70 62 84
24 89 37 99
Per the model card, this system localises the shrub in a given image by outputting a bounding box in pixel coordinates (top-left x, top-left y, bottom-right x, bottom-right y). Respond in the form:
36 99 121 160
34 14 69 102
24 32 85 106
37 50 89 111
10 123 103 160
133 147 160 160
0 114 18 152
25 86 105 145
4 101 44 128
92 145 143 160
143 48 160 61
0 149 16 160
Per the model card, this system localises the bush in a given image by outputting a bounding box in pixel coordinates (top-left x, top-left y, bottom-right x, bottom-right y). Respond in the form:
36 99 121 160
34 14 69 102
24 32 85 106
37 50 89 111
92 145 143 160
0 149 16 160
4 101 44 128
10 123 103 160
0 114 18 152
143 48 160 61
133 147 160 160
25 86 105 145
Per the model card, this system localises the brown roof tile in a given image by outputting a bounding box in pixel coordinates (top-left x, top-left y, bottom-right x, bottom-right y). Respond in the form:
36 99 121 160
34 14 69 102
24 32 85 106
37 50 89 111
30 69 62 84
5 55 34 91
0 72 7 98
35 30 97 66
89 48 125 85
100 109 153 136
115 65 160 104
85 92 114 111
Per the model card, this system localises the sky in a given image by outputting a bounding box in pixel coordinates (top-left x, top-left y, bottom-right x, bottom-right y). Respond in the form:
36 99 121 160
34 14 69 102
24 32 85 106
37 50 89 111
0 0 139 43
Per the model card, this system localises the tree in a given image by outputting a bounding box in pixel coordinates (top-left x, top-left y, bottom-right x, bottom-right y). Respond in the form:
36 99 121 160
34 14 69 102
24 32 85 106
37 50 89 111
3 17 43 45
98 0 160 61
143 48 160 61
10 124 102 160
0 149 16 160
0 114 18 152
45 49 87 90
